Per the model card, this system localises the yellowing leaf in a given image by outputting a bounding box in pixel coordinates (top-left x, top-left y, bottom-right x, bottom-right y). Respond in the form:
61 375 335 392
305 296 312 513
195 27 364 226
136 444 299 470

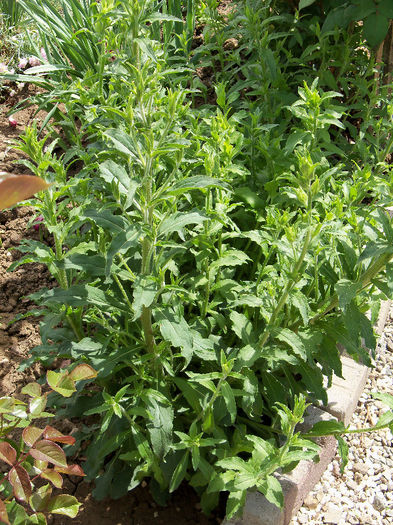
0 173 49 209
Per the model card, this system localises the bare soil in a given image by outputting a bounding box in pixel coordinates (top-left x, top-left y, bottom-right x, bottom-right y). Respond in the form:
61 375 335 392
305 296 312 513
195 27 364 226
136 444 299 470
0 84 224 525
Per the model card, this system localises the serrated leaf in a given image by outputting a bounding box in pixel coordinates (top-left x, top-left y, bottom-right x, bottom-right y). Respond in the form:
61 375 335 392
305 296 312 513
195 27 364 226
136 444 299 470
272 328 307 360
46 371 76 398
221 381 236 424
169 451 189 492
23 426 44 447
334 279 361 310
143 391 174 459
21 383 42 398
104 129 139 160
132 276 157 320
46 495 81 518
68 364 97 382
0 499 10 525
258 475 283 508
105 225 141 275
29 440 67 468
165 176 225 196
0 442 16 466
158 210 207 237
155 308 194 365
9 465 31 502
230 312 256 345
210 249 250 271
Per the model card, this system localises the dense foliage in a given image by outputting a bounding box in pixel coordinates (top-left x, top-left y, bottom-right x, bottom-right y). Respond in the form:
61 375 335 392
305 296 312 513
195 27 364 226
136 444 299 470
2 0 393 520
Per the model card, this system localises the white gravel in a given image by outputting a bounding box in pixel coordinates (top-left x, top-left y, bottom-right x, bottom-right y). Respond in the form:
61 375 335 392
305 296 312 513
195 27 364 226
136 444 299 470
290 308 393 525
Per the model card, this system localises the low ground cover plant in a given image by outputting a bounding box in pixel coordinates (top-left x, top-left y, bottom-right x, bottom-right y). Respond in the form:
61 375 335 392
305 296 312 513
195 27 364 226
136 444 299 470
2 0 393 520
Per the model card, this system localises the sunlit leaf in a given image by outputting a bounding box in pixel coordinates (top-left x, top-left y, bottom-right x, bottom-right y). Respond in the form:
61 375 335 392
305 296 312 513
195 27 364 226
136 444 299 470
43 426 76 446
68 364 97 382
9 465 31 502
0 173 49 209
0 499 10 525
46 371 76 398
23 426 44 447
46 495 81 518
29 440 67 468
0 442 17 466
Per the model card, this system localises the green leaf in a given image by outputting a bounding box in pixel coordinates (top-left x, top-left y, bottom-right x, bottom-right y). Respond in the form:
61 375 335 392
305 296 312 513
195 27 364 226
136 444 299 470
210 249 250 271
29 395 47 416
155 309 194 365
372 392 393 410
373 410 393 429
230 312 256 345
29 440 67 468
257 475 283 508
379 0 393 18
69 363 97 382
9 465 31 502
46 495 81 518
46 371 76 398
306 420 346 436
22 426 44 447
272 328 307 360
299 0 316 9
158 211 207 237
83 208 128 233
165 176 225 196
334 279 361 310
21 383 42 398
169 451 189 492
132 276 157 320
104 129 139 161
173 378 202 413
363 13 390 48
106 225 141 275
225 490 247 519
337 436 349 473
221 381 236 424
143 391 174 459
40 469 63 489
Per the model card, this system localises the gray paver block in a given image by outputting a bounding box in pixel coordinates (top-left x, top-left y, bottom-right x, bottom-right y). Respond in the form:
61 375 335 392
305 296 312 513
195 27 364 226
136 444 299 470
323 355 369 425
223 407 337 525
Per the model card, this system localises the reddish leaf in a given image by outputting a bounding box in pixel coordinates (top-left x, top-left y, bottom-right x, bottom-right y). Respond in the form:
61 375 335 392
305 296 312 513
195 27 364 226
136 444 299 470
8 465 32 502
54 464 85 477
46 371 76 398
29 440 67 468
69 364 97 381
21 383 42 398
0 499 10 525
33 459 48 472
46 494 81 518
0 173 49 209
0 442 16 466
43 426 75 445
29 395 47 416
29 483 52 513
23 426 44 447
40 469 63 488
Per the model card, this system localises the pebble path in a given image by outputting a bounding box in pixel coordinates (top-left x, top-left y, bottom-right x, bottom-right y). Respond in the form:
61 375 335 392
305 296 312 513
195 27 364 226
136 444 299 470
290 308 393 525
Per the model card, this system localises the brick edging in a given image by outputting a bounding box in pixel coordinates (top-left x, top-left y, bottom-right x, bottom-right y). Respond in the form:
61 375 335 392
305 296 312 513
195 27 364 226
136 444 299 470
224 299 391 525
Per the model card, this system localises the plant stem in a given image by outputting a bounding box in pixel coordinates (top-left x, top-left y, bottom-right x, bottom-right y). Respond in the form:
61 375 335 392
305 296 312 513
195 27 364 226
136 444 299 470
257 228 312 349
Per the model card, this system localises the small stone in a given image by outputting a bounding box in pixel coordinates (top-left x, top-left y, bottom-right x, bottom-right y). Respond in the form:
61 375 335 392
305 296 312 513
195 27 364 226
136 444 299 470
372 495 386 511
303 495 319 509
352 462 369 475
346 479 358 491
324 503 343 524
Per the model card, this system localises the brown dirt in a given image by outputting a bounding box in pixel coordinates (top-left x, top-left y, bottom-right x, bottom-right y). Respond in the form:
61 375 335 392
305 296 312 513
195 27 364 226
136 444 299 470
0 88 225 524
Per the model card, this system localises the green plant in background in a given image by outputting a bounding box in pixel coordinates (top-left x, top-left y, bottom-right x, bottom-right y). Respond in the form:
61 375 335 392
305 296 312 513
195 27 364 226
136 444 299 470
298 0 393 48
0 0 24 29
